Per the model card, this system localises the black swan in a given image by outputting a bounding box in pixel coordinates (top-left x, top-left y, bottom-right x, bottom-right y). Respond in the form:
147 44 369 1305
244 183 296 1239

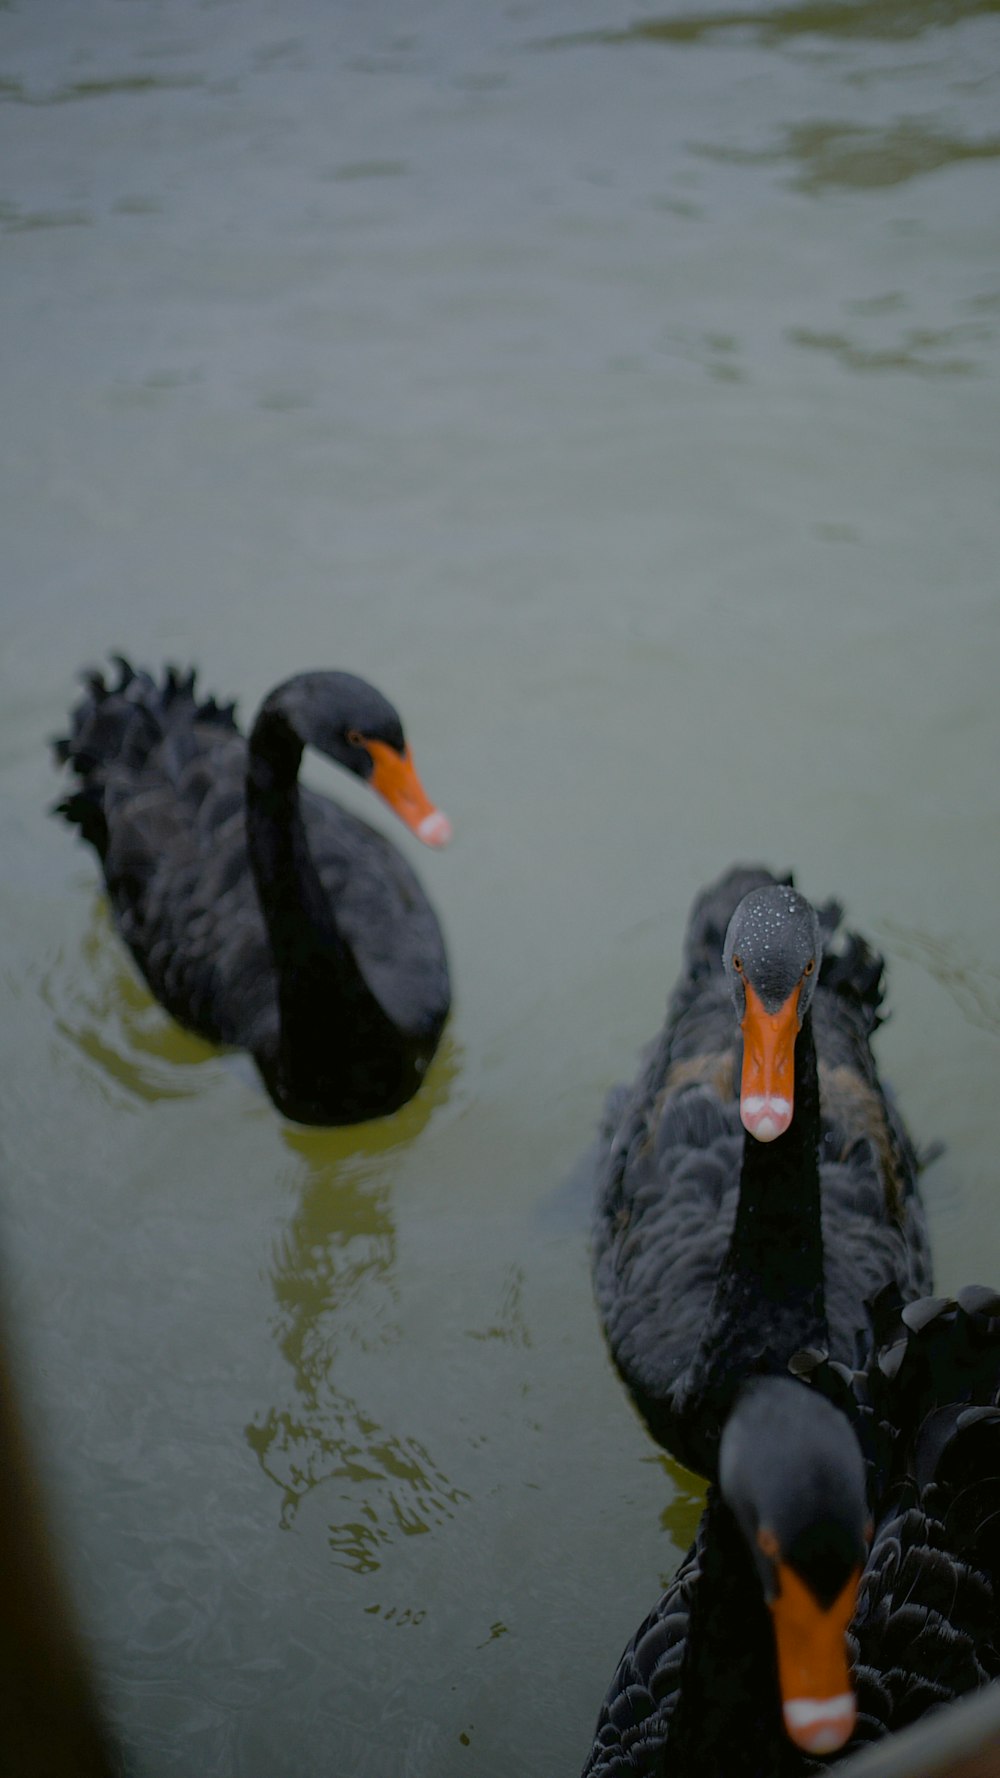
593 865 932 1478
54 659 452 1126
580 1290 1000 1777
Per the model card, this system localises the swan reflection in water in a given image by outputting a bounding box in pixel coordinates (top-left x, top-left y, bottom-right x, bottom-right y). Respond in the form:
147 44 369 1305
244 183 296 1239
48 894 468 1576
245 1042 472 1575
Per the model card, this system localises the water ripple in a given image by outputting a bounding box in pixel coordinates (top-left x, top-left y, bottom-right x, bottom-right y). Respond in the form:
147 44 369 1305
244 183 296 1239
693 118 1000 190
538 0 1000 52
0 72 205 106
245 1064 467 1575
883 922 1000 1037
788 322 989 375
41 898 223 1109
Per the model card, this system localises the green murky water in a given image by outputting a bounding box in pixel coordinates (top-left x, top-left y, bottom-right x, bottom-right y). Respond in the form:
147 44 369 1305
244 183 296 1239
2 0 999 1771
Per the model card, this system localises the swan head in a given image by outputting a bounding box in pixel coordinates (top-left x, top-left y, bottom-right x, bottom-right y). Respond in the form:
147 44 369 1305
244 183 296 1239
259 671 452 847
723 885 821 1142
719 1377 869 1755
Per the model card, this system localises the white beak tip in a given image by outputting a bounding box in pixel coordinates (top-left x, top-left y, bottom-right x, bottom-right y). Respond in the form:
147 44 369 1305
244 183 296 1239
783 1695 856 1754
740 1095 793 1143
417 810 452 848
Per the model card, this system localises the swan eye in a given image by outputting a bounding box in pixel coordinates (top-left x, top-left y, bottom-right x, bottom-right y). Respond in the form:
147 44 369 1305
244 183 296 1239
732 954 743 973
346 728 366 750
803 958 815 977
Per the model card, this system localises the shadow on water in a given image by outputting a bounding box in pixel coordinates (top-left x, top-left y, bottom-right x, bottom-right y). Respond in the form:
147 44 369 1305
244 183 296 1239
538 0 1000 52
244 1041 472 1575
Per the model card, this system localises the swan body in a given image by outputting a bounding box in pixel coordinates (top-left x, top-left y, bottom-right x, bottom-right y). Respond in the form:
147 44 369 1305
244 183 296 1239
54 659 452 1125
581 1291 1000 1777
593 865 932 1477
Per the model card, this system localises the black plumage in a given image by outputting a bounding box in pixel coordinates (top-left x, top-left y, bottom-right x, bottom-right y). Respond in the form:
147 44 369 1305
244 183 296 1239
848 1290 1000 1740
593 865 932 1478
54 658 451 1126
581 1292 1000 1777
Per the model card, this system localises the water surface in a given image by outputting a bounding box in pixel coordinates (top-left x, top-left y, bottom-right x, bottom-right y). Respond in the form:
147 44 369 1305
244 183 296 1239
2 1 999 1772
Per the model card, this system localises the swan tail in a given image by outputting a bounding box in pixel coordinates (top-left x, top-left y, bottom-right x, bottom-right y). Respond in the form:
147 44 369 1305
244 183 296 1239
819 920 888 1034
52 656 238 853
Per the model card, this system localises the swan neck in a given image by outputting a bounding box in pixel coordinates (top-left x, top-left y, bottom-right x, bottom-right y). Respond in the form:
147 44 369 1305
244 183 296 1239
671 1494 780 1763
242 690 429 1123
244 706 376 1016
248 700 306 796
246 709 327 942
683 1011 827 1463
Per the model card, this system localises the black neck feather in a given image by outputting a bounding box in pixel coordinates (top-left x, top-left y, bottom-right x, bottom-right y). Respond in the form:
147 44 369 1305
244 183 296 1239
717 1010 825 1332
245 708 405 1119
668 1494 796 1778
677 1013 828 1472
246 711 335 958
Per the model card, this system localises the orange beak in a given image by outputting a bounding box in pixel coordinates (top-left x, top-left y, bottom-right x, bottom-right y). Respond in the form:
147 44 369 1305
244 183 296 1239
769 1560 860 1755
739 979 801 1142
365 739 452 848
